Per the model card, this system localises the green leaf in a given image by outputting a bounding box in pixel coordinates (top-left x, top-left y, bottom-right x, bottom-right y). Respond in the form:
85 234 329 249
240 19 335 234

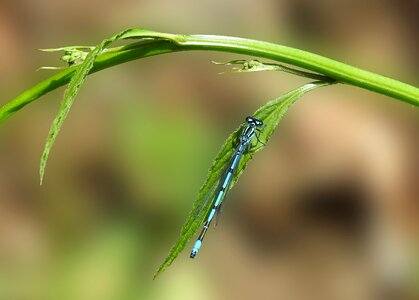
39 30 131 184
153 80 334 278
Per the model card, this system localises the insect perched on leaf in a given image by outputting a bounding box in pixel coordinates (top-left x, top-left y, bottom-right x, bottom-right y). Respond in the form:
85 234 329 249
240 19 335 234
190 116 264 258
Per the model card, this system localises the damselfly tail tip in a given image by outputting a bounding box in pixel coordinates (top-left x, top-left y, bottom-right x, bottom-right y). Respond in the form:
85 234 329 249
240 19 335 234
190 240 201 259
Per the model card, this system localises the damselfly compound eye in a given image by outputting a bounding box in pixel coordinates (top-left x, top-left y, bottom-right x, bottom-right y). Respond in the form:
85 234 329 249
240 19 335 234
245 116 254 123
255 119 263 126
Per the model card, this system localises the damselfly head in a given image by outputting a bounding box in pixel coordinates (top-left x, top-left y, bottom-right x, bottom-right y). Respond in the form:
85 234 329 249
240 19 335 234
245 116 263 127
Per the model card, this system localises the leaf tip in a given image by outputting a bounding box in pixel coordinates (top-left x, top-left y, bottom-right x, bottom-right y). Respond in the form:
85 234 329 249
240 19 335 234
39 161 45 186
39 145 50 186
153 262 168 280
152 271 160 280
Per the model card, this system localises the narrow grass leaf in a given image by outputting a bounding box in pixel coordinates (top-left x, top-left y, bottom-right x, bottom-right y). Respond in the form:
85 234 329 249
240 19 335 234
154 80 333 278
39 30 131 184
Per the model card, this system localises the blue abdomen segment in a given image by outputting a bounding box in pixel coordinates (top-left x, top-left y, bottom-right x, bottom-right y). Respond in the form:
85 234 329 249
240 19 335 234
190 240 202 258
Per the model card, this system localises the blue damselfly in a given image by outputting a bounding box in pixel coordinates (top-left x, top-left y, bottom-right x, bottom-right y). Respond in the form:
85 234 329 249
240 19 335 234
190 116 264 258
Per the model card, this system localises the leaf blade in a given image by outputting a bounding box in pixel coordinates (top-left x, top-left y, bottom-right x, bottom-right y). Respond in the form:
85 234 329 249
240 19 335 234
39 30 132 184
154 80 333 278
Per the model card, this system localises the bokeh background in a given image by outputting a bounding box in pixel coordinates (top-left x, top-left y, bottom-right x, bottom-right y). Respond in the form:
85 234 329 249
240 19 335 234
0 1 418 299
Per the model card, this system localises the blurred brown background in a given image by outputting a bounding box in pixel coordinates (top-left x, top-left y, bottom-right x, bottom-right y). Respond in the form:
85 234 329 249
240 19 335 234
0 0 418 299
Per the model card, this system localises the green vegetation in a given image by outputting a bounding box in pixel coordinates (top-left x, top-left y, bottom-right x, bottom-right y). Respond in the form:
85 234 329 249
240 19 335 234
0 28 417 277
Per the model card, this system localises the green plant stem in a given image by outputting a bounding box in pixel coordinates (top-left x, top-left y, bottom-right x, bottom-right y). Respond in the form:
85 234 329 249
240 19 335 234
1 31 418 122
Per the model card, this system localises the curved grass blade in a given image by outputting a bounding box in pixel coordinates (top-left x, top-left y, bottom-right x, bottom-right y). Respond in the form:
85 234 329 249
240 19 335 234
39 30 132 184
1 28 417 126
154 80 334 278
